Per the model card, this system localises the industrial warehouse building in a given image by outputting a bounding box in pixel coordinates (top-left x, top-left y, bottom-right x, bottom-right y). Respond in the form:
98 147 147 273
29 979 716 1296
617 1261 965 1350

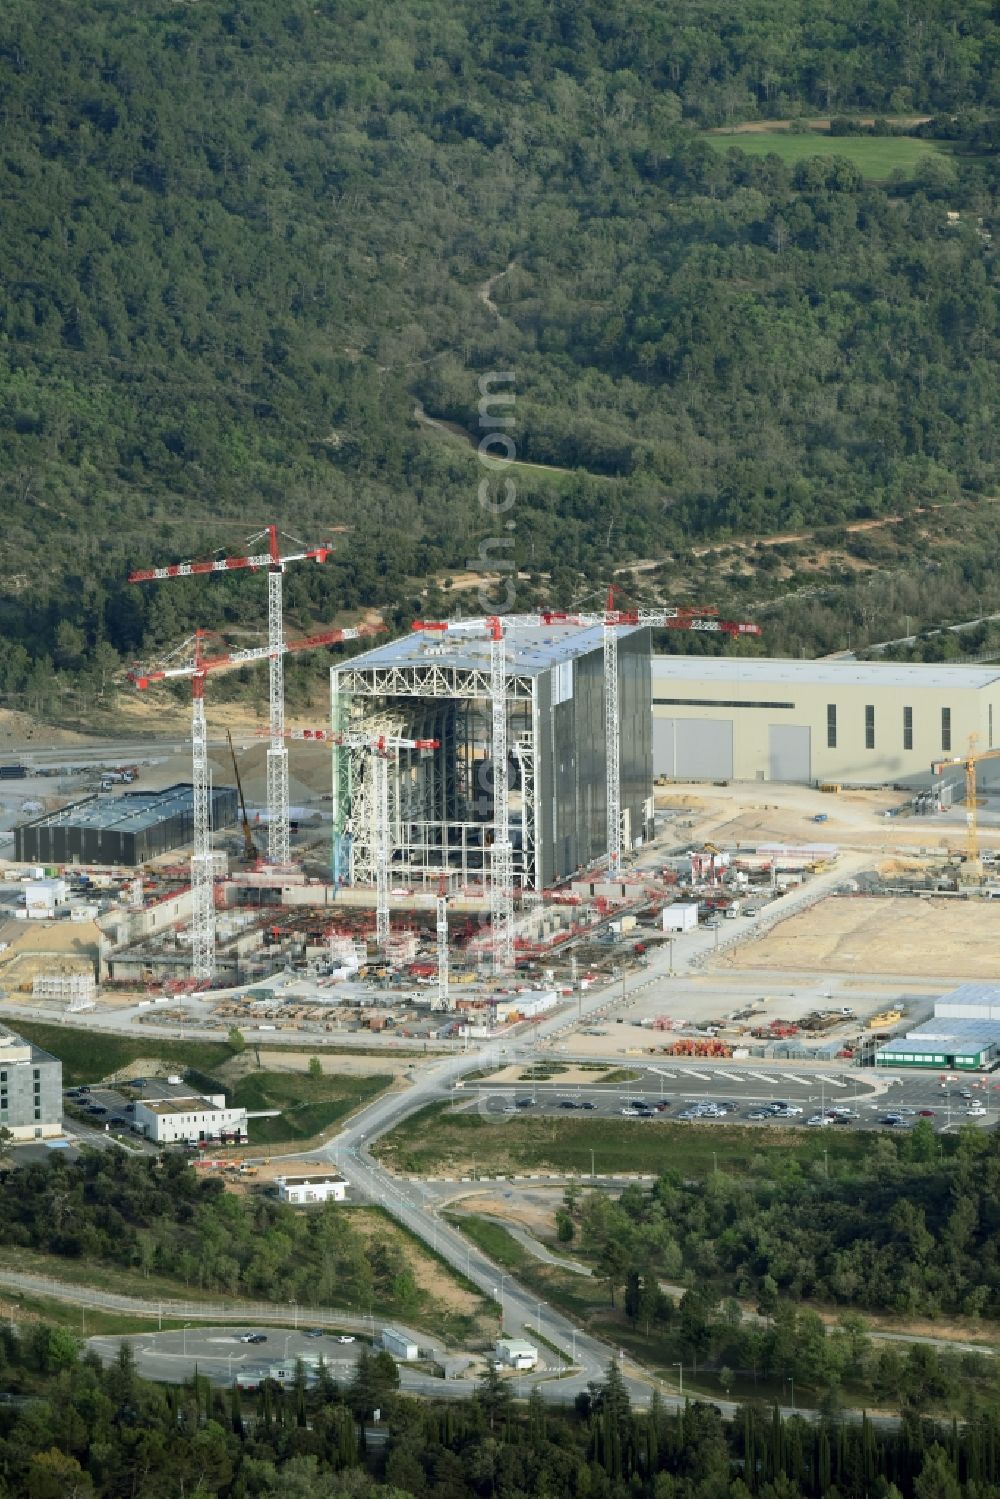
0 1026 63 1139
333 623 653 891
876 984 1000 1071
651 658 1000 787
15 783 238 867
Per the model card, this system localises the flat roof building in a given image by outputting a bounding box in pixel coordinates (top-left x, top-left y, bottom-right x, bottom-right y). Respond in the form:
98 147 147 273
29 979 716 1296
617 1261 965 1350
875 986 1000 1070
334 622 653 892
651 657 1000 787
133 1089 247 1145
15 783 238 867
275 1174 348 1205
0 1026 62 1140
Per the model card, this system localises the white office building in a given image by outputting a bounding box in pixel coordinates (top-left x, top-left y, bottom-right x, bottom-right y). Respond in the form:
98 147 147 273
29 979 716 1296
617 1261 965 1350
275 1174 348 1205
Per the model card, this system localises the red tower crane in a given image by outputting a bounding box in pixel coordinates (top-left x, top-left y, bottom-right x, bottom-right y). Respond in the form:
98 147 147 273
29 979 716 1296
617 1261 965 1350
129 621 383 981
130 525 337 867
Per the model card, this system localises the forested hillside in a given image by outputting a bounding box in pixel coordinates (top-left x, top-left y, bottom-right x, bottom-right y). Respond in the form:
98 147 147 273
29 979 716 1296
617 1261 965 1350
2 1 999 712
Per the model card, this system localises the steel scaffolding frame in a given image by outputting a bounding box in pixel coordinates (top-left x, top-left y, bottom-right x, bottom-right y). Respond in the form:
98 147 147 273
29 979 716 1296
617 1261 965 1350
331 664 539 898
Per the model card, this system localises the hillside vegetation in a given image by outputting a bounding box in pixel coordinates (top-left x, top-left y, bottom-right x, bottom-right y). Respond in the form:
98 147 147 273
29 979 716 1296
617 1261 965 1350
2 1 1000 716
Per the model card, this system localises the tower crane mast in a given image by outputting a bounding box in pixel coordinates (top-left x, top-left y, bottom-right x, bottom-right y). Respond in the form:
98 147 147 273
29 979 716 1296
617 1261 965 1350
932 732 1000 875
412 617 514 975
512 593 760 878
130 525 333 867
251 724 439 950
129 622 381 981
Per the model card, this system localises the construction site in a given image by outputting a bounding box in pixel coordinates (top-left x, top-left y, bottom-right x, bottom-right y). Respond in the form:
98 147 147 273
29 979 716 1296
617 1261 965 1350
2 529 1000 1062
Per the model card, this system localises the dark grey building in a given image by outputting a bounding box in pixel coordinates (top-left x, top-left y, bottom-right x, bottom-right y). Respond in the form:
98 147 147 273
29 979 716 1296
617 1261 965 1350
0 1027 62 1139
333 622 653 891
15 783 238 868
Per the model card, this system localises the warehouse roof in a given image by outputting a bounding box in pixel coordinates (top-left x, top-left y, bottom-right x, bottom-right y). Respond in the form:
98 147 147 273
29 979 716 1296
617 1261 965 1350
651 656 1000 691
935 983 1000 1008
345 622 644 675
17 783 235 836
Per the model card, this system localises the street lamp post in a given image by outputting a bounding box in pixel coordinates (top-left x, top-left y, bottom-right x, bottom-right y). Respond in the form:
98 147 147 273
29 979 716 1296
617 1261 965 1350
183 1323 191 1357
673 1361 683 1396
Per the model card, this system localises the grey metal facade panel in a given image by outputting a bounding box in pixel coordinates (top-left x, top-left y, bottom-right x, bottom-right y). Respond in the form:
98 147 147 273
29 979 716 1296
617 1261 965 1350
768 724 812 783
618 631 653 846
657 718 734 779
535 630 652 885
653 717 675 776
15 788 238 867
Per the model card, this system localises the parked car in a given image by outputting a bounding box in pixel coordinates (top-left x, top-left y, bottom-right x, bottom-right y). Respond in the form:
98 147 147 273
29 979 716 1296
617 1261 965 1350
337 1335 355 1344
917 1109 936 1118
578 1101 596 1110
239 1332 268 1344
305 1329 326 1339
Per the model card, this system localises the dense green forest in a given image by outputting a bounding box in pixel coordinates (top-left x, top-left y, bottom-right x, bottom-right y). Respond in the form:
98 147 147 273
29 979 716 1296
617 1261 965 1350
0 1151 444 1323
572 1122 1000 1321
2 1 1000 713
2 1327 1000 1498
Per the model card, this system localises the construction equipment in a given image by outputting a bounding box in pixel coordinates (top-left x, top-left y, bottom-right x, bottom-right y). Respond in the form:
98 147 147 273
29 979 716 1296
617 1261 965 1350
252 725 439 949
226 730 258 864
932 733 1000 875
129 623 378 981
412 616 514 975
130 525 346 867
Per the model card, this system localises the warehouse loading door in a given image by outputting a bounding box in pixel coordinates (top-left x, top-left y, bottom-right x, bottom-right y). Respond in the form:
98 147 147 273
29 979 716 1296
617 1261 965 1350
654 717 733 780
768 724 811 783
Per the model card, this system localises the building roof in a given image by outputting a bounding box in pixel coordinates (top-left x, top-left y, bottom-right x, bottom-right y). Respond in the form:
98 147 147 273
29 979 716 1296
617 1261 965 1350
142 1099 230 1116
345 622 644 676
878 1017 1000 1056
651 656 1000 691
277 1175 346 1187
17 783 236 836
935 983 1000 1007
497 1339 538 1354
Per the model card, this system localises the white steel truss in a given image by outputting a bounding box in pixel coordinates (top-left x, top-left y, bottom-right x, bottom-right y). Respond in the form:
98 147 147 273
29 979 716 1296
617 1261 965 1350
488 622 514 976
266 567 291 867
436 893 450 1010
190 690 216 982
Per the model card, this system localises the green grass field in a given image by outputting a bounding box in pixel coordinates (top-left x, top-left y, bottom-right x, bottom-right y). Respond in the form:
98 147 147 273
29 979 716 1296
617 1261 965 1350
374 1102 879 1178
230 1072 393 1146
707 131 952 179
12 1021 237 1088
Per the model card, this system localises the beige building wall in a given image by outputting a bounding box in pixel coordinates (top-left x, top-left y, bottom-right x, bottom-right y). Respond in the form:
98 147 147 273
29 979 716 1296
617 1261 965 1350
651 659 1000 786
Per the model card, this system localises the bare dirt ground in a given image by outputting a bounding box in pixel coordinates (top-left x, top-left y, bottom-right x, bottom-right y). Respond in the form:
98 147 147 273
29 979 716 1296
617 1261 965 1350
720 895 1000 980
456 1188 567 1241
659 780 996 855
222 1049 415 1081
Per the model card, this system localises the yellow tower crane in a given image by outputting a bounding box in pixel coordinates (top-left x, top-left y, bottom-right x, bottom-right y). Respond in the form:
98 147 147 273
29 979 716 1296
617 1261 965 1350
932 733 1000 877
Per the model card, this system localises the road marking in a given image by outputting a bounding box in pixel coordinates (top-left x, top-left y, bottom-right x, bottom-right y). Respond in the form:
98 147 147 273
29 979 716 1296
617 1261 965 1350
824 1077 846 1088
684 1069 712 1080
784 1074 811 1085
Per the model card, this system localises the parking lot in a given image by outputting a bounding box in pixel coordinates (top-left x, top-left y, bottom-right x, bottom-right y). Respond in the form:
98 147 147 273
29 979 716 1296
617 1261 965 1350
459 1064 999 1132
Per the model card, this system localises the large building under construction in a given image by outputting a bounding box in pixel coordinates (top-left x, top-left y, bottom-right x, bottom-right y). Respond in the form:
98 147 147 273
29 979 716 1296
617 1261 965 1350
332 624 653 892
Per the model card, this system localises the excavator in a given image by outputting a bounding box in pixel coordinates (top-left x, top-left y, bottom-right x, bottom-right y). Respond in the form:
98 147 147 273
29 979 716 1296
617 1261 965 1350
226 730 259 864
